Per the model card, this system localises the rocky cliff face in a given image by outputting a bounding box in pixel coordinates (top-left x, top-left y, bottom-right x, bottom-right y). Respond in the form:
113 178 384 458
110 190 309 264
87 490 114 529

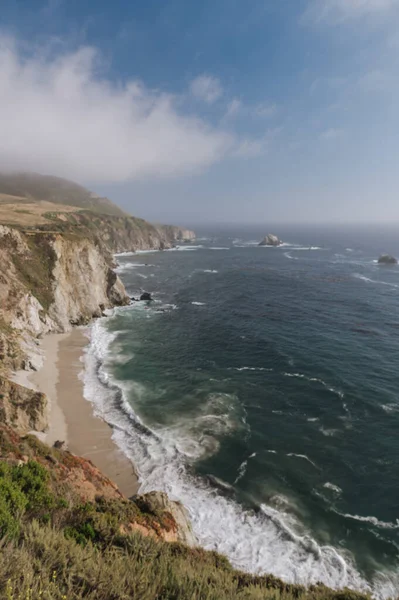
0 212 197 548
158 225 196 243
0 224 129 427
0 378 47 433
40 211 196 253
0 225 129 340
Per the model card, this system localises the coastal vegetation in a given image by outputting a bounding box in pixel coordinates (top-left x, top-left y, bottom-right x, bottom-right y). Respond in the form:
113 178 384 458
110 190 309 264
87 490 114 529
0 426 373 600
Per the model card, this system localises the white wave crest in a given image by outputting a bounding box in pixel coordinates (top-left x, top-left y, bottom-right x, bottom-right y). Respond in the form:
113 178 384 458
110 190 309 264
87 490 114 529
336 512 399 530
283 373 344 399
234 460 248 484
284 252 299 260
323 482 342 495
287 453 319 470
80 317 393 599
381 403 399 414
114 251 136 257
353 274 399 289
192 301 206 306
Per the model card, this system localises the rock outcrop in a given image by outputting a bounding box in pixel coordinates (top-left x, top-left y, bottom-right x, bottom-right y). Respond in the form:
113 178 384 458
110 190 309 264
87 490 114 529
158 225 196 243
136 491 197 546
49 234 128 331
378 254 398 265
259 234 281 247
0 225 129 338
0 424 196 546
0 377 47 433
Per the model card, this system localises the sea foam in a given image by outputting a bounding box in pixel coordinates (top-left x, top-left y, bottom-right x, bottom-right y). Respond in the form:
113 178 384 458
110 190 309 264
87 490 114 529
78 315 396 599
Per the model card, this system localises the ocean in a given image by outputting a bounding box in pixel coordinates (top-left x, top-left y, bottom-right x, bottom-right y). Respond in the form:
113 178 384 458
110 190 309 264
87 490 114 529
82 225 399 598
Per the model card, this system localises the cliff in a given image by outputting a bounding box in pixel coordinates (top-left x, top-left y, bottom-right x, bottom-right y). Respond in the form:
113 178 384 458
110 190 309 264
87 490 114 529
0 224 129 364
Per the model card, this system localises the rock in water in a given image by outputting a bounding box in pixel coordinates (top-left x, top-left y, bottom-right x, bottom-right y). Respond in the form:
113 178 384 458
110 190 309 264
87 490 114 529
140 292 152 301
259 234 281 246
378 255 398 265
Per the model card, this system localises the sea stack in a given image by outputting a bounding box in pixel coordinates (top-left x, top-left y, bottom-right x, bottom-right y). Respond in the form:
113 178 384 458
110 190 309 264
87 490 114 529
378 255 398 265
258 234 282 247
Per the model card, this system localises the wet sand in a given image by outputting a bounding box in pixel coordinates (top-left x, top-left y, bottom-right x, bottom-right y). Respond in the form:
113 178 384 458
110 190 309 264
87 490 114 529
31 329 139 498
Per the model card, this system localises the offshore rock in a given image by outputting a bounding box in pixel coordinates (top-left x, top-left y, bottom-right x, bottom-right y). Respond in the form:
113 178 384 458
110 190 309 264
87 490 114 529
259 234 281 246
378 254 398 265
140 292 152 301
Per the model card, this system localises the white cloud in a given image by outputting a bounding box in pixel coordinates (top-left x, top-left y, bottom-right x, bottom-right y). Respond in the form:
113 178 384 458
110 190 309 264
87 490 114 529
254 103 277 118
0 38 234 184
304 0 399 22
320 127 344 140
190 74 223 104
225 98 242 119
233 128 281 157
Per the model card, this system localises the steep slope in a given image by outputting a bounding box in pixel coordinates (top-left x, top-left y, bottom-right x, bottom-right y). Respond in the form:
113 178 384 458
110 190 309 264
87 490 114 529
0 425 369 600
0 223 129 433
0 171 196 250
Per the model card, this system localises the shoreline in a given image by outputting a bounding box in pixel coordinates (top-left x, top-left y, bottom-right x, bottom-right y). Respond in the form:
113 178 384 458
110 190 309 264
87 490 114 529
30 328 139 498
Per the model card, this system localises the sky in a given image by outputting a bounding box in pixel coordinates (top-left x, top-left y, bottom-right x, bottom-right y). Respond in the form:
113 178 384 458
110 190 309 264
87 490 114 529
1 0 399 224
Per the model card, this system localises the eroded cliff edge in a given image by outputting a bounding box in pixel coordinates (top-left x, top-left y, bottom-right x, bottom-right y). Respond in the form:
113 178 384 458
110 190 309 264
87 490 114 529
0 218 197 546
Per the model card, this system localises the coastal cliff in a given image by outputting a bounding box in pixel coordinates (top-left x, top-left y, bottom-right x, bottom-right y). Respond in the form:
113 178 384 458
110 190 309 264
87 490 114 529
0 172 194 437
0 173 369 600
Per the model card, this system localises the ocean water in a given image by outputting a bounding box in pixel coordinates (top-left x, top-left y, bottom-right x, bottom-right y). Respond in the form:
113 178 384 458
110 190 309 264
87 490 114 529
83 225 399 598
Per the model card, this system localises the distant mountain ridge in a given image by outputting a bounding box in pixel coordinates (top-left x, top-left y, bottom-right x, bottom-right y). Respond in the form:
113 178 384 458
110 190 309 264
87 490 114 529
0 172 126 217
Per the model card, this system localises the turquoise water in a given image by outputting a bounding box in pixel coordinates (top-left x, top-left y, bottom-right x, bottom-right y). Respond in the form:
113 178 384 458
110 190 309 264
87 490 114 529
84 226 399 597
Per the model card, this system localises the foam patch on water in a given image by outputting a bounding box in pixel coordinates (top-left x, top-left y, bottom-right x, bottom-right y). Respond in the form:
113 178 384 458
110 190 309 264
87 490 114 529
284 252 299 260
233 366 273 372
319 427 340 437
277 243 324 250
323 482 342 495
114 251 136 257
232 239 259 247
169 245 204 252
381 403 399 414
80 317 397 599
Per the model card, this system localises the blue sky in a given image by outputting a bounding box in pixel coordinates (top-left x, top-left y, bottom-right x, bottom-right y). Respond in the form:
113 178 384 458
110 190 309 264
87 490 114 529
1 0 399 224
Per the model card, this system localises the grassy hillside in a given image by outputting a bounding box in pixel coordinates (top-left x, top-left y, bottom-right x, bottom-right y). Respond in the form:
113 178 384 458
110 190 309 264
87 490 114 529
0 426 375 600
0 172 126 217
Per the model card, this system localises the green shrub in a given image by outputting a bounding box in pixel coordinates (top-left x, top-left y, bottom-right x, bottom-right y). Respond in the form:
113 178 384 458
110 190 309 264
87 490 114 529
10 460 54 510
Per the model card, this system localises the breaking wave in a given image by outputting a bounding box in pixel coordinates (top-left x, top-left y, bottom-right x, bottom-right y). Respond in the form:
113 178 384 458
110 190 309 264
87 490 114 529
78 316 397 599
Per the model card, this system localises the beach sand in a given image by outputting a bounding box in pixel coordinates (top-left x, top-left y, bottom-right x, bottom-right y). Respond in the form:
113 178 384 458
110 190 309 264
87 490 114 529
30 328 139 498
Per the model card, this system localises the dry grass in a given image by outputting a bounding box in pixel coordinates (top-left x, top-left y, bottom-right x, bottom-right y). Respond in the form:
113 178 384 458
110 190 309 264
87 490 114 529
0 200 83 227
0 521 373 600
0 429 378 600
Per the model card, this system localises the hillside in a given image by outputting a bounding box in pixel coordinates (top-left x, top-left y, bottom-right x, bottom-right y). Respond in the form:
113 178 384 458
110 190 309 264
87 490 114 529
0 424 369 600
0 172 126 217
0 172 196 251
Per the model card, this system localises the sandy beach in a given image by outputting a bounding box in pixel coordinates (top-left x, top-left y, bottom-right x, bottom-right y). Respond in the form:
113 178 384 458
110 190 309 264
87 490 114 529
30 328 139 498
